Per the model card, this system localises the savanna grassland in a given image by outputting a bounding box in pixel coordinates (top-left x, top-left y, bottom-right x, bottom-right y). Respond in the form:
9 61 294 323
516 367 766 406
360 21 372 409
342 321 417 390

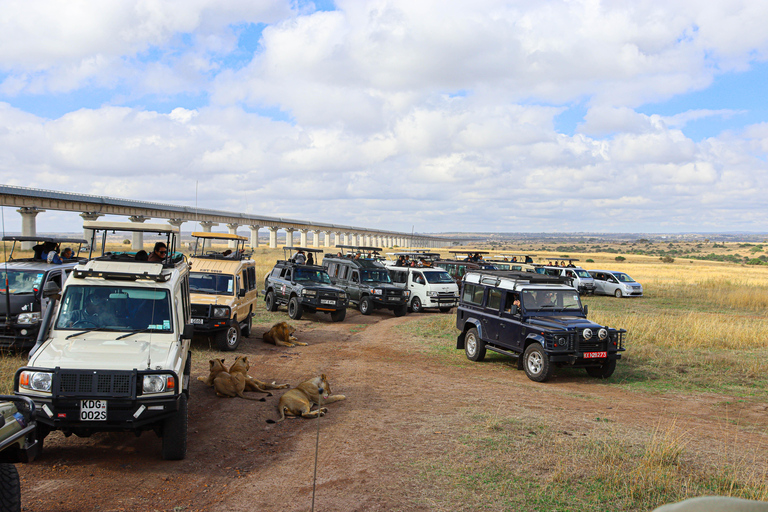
3 239 768 511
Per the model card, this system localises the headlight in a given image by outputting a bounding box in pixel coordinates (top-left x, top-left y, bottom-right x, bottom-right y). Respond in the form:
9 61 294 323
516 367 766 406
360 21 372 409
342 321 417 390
371 288 383 295
212 306 230 318
555 336 566 347
598 328 608 340
17 312 41 324
302 289 317 297
426 291 438 297
143 374 175 394
582 328 593 340
338 292 346 299
404 290 410 297
20 371 52 392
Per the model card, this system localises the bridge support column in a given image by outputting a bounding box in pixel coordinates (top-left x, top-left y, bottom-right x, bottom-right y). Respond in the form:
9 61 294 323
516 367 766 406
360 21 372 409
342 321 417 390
226 223 239 248
268 227 279 248
16 207 45 250
199 221 218 233
284 228 295 247
168 219 184 251
342 233 349 245
80 212 103 248
129 215 149 251
329 232 336 248
299 229 308 247
249 225 261 249
312 231 321 248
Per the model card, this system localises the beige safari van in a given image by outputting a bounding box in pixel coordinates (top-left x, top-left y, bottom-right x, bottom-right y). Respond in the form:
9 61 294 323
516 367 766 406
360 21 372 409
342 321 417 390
188 233 258 350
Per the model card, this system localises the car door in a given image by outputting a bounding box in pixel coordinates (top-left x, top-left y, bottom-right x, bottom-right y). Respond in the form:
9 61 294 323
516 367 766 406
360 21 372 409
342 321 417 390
481 287 503 342
409 271 427 307
349 270 361 302
592 273 606 295
605 274 620 295
498 291 523 350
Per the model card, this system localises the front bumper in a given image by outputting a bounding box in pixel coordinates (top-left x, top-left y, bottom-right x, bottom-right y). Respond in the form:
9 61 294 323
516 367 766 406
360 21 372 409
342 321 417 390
372 295 407 308
0 324 40 349
300 295 347 311
427 297 459 308
190 317 229 332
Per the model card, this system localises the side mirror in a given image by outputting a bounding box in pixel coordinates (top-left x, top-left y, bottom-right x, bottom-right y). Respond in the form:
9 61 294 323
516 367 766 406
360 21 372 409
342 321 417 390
238 289 246 298
182 324 195 339
583 305 589 316
42 281 61 299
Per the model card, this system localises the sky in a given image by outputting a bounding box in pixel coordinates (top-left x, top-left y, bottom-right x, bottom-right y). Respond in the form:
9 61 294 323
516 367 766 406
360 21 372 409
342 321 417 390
1 0 768 235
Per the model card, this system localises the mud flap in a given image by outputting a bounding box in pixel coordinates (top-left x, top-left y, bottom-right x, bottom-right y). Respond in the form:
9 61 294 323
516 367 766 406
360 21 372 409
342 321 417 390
456 333 465 350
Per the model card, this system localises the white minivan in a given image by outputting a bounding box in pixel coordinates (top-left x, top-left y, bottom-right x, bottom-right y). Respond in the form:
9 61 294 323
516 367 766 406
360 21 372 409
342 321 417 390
387 267 459 313
588 270 643 298
535 266 596 295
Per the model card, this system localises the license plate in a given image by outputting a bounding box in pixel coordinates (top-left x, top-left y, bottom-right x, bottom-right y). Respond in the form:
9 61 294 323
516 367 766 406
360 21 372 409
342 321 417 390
584 351 607 359
320 299 336 305
191 318 203 324
80 399 107 421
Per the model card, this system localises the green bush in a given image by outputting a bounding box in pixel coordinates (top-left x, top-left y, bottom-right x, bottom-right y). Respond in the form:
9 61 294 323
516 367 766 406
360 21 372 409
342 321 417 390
660 256 675 263
615 256 626 262
746 259 764 266
122 239 130 245
586 258 594 263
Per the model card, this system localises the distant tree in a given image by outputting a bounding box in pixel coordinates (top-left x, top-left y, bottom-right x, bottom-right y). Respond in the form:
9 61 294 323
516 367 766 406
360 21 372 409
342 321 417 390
586 258 594 263
660 256 675 263
122 239 131 245
615 256 626 262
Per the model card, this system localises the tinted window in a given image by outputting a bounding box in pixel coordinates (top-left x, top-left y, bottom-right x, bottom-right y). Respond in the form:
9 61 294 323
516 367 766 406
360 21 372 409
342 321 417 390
294 268 332 284
189 272 234 295
462 283 484 305
487 288 502 310
424 271 453 284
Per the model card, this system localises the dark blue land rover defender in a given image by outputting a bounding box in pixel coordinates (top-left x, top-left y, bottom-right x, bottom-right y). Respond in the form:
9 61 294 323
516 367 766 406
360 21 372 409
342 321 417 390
455 270 625 382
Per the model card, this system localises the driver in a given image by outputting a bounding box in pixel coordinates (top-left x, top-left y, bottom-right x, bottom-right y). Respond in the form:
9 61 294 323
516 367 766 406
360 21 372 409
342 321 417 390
540 291 557 307
72 291 120 327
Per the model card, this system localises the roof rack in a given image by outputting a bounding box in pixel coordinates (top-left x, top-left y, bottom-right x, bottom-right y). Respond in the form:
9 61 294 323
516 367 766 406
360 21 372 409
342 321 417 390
283 246 325 253
73 260 171 282
466 269 569 285
336 245 383 252
191 232 248 241
546 257 579 262
2 236 87 244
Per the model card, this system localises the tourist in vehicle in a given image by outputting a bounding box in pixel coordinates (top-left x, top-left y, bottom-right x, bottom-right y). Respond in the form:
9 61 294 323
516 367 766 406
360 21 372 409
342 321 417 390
148 242 168 262
46 248 63 264
135 250 149 261
293 250 306 264
396 255 406 266
307 252 315 265
61 247 74 260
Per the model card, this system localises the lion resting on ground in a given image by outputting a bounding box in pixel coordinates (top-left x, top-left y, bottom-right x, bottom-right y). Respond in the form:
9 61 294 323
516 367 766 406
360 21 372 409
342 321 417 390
196 358 265 401
197 358 227 386
228 356 289 395
262 321 307 347
267 374 345 423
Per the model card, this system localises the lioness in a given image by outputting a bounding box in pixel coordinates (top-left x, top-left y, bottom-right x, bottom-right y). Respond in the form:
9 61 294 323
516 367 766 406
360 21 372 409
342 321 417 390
267 374 345 423
262 321 307 347
197 358 227 387
228 356 289 396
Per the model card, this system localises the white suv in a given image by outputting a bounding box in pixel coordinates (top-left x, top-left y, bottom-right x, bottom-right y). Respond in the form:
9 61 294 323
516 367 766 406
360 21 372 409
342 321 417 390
588 270 643 298
387 266 459 313
15 221 194 460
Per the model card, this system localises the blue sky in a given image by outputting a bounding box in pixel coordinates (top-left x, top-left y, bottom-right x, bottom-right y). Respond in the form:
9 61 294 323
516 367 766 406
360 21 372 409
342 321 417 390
0 0 767 234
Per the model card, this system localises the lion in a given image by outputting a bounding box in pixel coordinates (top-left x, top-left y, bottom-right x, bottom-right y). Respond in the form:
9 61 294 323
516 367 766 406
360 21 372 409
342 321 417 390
197 358 227 387
262 321 307 347
266 374 345 423
228 355 289 396
196 357 263 401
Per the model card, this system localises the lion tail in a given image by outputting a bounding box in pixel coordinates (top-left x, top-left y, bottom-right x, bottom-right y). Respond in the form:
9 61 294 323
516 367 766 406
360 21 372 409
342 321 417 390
266 406 287 424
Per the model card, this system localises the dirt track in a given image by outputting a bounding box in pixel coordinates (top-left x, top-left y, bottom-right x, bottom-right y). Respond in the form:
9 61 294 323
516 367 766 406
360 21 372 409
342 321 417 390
17 310 768 512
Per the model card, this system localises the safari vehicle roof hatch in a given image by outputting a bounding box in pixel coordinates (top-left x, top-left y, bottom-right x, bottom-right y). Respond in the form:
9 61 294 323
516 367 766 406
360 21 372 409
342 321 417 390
82 220 181 267
72 259 170 282
279 246 325 265
334 245 383 259
449 250 490 255
547 258 580 262
464 269 569 290
190 231 249 260
2 235 87 262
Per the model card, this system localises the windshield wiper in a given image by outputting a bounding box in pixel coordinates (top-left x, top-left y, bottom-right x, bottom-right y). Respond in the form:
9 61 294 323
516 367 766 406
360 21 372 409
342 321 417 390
116 328 152 340
66 327 119 340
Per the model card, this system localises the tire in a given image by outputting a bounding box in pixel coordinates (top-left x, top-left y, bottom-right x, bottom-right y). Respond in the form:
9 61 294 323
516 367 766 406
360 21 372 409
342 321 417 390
359 296 373 315
288 297 303 320
586 359 617 379
439 306 452 313
0 463 21 512
216 321 241 351
265 290 278 312
410 297 423 313
464 328 486 362
614 289 622 298
241 309 252 337
393 305 407 317
523 343 553 382
331 309 346 322
161 393 188 461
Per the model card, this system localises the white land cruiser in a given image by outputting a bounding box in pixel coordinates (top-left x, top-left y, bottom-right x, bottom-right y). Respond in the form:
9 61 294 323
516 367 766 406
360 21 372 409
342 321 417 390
387 266 459 313
14 221 194 460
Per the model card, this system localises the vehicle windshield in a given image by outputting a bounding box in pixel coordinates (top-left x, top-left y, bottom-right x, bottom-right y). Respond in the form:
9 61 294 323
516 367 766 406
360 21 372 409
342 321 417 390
521 289 582 312
55 285 172 332
478 264 498 270
294 268 332 284
0 270 44 295
574 269 591 278
612 272 636 283
424 271 454 284
189 272 234 295
361 269 391 283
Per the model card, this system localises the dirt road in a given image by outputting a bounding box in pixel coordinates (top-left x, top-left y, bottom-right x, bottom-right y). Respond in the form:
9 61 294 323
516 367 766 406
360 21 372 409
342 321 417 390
17 310 768 511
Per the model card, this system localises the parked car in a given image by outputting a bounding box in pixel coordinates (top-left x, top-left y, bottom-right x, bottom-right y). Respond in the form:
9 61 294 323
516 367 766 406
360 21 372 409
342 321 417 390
263 247 347 321
188 232 258 350
434 260 498 285
588 270 643 298
387 266 459 313
534 265 596 295
0 395 39 512
455 270 626 381
15 221 194 460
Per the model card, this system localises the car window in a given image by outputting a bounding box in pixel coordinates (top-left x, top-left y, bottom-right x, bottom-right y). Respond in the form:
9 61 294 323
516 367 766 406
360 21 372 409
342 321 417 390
462 283 484 305
189 272 234 295
487 288 502 310
613 273 635 283
294 268 332 284
423 271 453 284
413 272 425 285
351 271 359 283
575 270 590 278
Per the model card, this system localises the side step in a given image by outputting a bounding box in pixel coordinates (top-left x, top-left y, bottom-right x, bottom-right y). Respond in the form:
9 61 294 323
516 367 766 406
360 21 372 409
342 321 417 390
486 345 520 358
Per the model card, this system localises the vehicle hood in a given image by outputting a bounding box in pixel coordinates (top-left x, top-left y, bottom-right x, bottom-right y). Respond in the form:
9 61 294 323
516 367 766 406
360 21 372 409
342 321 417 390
525 315 603 331
190 294 234 307
30 333 179 371
304 284 345 293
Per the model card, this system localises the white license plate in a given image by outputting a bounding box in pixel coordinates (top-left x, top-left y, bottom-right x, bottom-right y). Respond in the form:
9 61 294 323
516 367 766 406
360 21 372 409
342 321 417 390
320 299 336 305
80 399 107 421
584 351 607 359
191 318 204 324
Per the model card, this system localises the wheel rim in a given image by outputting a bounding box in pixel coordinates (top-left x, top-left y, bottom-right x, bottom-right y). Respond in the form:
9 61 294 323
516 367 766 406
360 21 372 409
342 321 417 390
289 300 295 316
266 293 273 308
226 327 238 347
466 333 477 356
527 351 543 375
412 298 421 312
615 289 622 298
361 300 368 313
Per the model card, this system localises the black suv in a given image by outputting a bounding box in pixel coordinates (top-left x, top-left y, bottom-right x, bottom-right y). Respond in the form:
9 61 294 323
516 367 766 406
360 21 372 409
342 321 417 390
455 270 625 382
263 247 348 321
0 236 85 350
323 247 408 317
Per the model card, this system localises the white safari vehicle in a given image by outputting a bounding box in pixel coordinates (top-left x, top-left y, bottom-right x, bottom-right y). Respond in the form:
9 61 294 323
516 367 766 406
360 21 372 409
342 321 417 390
14 221 194 460
386 266 459 313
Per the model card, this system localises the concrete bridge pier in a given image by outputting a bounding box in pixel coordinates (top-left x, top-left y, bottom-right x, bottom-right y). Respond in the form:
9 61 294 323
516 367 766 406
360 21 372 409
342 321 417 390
199 221 218 233
226 223 239 248
249 225 260 249
17 207 44 250
80 212 103 248
268 227 279 248
129 215 149 251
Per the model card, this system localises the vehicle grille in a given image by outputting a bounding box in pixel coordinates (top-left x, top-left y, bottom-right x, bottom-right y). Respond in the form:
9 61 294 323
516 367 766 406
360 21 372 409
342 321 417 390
191 304 210 317
385 290 402 297
54 370 136 398
577 339 606 352
319 292 338 300
436 292 456 298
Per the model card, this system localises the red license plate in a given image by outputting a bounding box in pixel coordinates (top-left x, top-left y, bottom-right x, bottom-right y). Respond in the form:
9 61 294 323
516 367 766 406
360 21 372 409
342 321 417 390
584 351 607 359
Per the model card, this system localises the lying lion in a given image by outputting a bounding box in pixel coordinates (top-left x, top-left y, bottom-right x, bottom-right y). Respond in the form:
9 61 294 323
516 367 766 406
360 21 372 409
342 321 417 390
197 358 265 401
197 358 227 387
262 321 307 347
228 356 289 395
267 374 345 423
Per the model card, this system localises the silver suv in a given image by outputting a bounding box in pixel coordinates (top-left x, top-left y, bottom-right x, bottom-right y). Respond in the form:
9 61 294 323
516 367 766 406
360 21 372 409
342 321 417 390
588 270 643 298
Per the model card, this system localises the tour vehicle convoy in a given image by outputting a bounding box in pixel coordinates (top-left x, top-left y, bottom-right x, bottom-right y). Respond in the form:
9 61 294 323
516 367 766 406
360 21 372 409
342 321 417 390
455 270 626 382
0 395 39 512
387 266 459 313
433 252 499 285
188 232 258 350
0 236 87 351
263 247 348 321
485 256 536 273
323 246 408 316
533 259 596 295
14 221 194 460
588 270 644 298
384 251 441 268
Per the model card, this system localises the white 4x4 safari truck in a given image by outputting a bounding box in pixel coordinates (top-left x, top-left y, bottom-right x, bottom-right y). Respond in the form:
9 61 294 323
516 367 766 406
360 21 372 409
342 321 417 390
14 221 194 460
